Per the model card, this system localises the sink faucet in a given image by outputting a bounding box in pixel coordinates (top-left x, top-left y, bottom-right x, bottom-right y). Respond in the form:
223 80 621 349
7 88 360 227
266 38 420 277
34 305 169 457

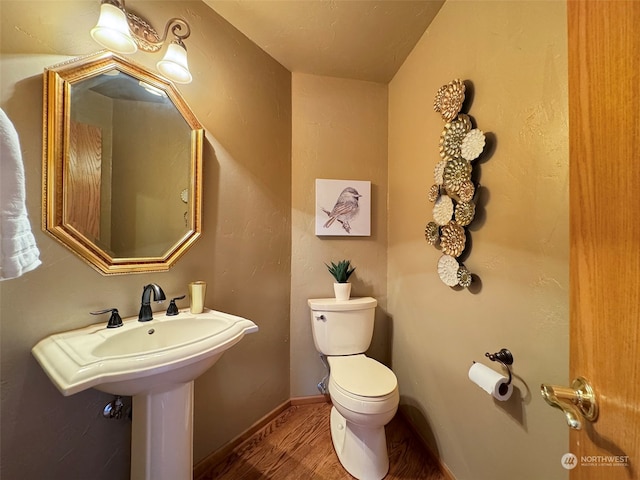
138 284 166 322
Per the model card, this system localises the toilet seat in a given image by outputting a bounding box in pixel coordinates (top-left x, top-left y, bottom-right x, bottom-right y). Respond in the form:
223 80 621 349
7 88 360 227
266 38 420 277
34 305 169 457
328 355 397 397
328 355 399 415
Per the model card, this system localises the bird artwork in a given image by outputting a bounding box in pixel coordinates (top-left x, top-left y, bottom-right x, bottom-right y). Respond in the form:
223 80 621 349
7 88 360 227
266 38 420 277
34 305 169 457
322 187 361 234
315 179 371 236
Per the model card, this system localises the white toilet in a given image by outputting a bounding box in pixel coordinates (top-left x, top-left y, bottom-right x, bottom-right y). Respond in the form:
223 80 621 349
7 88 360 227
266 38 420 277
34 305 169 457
308 297 399 480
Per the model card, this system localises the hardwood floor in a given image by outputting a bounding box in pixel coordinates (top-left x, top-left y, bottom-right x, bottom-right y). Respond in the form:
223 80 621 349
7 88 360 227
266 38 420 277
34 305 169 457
196 401 446 480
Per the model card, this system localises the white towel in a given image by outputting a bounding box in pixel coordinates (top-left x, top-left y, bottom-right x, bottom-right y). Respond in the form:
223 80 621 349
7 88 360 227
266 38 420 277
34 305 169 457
0 108 41 280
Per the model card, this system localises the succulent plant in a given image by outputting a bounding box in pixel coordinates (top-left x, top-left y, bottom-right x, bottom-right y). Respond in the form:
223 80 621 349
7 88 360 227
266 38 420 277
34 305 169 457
326 260 356 283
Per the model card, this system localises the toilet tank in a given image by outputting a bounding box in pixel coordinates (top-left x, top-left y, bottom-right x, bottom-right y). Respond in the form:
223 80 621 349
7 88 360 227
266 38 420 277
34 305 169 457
308 297 377 356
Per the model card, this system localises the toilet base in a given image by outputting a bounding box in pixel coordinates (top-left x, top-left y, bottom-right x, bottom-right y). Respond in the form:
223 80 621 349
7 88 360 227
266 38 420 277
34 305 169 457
330 406 389 480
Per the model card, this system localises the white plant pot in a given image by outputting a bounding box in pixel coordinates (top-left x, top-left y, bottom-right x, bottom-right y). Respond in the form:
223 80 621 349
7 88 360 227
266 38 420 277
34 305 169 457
333 282 351 301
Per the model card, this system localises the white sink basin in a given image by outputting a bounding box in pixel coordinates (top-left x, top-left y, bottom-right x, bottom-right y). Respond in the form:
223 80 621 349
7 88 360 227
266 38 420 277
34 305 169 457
32 308 258 396
33 307 258 480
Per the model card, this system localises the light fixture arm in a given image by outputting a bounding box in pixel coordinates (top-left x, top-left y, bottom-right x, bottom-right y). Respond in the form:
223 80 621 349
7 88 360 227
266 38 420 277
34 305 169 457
164 18 191 43
129 15 191 51
100 0 190 49
129 16 191 51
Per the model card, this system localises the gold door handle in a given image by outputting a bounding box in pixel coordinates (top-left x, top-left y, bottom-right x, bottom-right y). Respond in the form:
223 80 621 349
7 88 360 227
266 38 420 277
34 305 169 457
540 377 598 430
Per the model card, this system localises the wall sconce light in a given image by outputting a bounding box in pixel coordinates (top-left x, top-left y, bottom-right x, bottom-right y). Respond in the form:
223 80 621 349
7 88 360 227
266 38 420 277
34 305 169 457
90 0 193 84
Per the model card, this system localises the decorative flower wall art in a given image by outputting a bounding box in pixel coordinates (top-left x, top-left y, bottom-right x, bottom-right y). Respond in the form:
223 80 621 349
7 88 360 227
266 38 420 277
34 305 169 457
427 79 487 288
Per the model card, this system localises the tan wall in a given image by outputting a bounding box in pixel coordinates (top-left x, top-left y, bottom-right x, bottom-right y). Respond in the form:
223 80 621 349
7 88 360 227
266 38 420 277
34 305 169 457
388 1 569 480
1 0 571 478
0 2 290 479
290 73 388 396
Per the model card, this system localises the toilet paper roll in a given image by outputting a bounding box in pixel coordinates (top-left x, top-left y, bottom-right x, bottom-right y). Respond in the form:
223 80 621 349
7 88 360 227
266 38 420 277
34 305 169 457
468 362 513 401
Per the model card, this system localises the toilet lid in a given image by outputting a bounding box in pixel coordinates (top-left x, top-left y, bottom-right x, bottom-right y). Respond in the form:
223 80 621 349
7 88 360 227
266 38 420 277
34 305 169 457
308 297 377 311
329 355 397 398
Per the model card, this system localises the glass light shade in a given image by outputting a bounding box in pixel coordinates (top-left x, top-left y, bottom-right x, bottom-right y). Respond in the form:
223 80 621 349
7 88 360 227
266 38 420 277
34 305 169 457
90 3 138 54
157 43 192 84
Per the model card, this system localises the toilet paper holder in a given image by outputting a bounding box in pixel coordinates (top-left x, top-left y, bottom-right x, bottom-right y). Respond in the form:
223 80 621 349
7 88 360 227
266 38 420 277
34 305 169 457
484 348 513 386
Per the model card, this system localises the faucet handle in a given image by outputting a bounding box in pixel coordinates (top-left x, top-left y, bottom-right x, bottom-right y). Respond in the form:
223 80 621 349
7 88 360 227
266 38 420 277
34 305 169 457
166 295 186 316
91 308 123 328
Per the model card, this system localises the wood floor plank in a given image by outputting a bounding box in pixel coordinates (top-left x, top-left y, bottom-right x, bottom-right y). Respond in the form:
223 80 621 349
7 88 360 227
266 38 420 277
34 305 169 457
197 402 446 480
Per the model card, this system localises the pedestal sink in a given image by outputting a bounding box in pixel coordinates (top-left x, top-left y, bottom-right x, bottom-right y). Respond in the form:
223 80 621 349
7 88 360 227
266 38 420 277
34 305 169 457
32 308 258 480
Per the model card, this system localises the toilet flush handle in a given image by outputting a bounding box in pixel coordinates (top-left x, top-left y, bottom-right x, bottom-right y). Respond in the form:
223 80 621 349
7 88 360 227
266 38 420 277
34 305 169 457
315 314 326 321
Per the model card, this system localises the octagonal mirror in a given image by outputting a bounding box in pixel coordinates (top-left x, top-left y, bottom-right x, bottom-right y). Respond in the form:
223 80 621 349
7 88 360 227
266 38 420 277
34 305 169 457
43 51 203 275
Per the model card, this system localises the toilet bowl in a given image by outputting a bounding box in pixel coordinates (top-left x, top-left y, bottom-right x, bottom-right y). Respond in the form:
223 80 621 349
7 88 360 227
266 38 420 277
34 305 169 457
309 297 399 480
327 355 399 480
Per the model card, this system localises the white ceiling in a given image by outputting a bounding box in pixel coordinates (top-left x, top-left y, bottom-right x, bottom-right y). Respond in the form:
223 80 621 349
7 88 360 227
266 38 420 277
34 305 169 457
205 0 445 83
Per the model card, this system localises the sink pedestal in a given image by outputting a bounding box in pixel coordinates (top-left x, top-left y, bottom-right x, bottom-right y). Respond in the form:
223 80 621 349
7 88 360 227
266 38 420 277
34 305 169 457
131 382 194 480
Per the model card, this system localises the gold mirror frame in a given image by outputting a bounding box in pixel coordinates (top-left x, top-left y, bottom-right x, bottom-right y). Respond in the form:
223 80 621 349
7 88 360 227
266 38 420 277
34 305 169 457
42 51 203 275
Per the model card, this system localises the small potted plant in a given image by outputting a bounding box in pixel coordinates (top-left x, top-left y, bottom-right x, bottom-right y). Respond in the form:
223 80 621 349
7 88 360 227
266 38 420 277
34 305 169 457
326 260 356 301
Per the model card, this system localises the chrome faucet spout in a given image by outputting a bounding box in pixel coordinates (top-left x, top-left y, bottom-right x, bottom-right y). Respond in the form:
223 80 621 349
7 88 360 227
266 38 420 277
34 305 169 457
138 283 166 322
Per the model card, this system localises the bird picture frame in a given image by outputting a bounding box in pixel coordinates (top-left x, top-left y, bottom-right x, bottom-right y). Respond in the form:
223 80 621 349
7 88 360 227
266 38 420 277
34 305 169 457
315 179 371 236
